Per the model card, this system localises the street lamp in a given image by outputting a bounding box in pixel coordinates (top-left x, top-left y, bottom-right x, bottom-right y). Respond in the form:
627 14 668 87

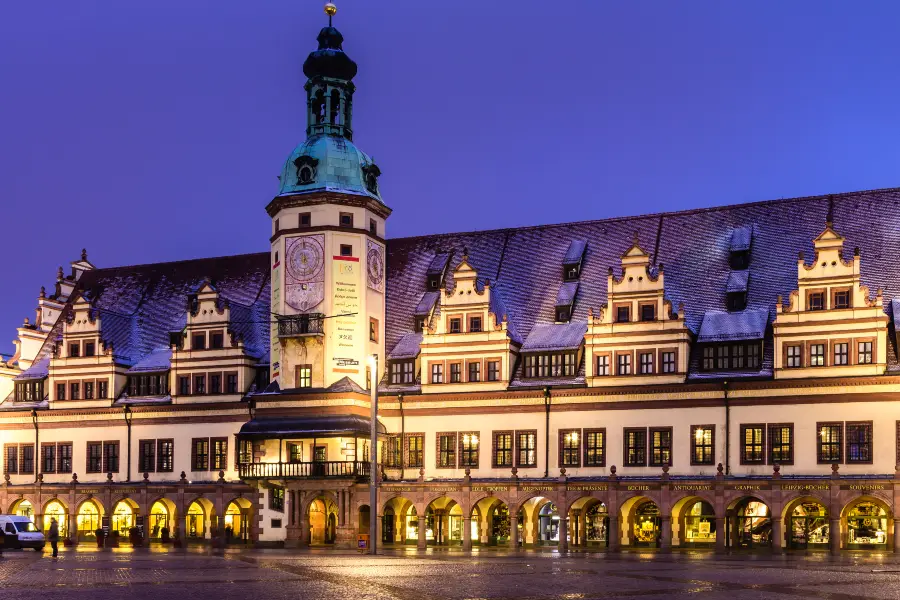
368 353 378 555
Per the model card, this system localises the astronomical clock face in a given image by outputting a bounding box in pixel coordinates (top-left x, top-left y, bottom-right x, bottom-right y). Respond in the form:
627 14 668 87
285 235 325 311
367 240 385 293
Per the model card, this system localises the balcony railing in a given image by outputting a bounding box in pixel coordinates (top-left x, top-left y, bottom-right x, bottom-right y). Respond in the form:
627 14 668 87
277 313 325 338
239 461 370 480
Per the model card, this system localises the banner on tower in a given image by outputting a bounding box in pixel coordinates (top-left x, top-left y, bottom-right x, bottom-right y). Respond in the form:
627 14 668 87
332 255 362 375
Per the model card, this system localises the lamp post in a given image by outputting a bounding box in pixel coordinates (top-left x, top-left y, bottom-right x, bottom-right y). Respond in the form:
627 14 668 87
369 353 378 555
123 406 133 482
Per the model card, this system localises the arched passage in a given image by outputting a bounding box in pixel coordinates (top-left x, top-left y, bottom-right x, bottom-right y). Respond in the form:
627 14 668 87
515 496 556 546
567 497 608 548
672 496 716 547
381 496 415 545
424 496 462 546
358 504 371 536
111 498 138 539
308 496 338 545
225 498 253 543
471 497 515 546
75 499 103 541
43 499 68 539
728 496 771 549
782 497 829 550
186 498 213 541
149 498 176 541
843 497 891 550
11 499 34 520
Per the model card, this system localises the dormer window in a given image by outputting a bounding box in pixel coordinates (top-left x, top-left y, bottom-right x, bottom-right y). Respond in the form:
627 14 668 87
428 277 440 289
616 305 630 323
833 289 851 309
640 304 656 322
563 264 580 281
729 251 750 270
69 343 80 358
807 291 825 311
362 164 381 195
726 292 747 312
469 316 482 333
293 155 318 185
556 307 570 322
415 317 426 333
700 342 761 371
389 360 414 385
449 317 462 334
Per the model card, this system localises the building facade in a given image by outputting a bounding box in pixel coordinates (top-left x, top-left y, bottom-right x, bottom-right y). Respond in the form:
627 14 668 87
2 7 900 553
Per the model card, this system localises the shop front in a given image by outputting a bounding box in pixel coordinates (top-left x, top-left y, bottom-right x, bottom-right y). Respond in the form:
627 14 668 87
730 498 771 549
681 500 716 547
585 503 609 546
846 501 889 550
633 501 660 547
789 502 829 550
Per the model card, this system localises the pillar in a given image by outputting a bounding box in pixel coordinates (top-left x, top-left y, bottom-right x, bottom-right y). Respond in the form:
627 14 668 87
833 517 843 555
298 506 310 548
714 517 726 553
558 516 568 552
659 515 671 551
508 513 518 550
417 515 426 550
771 517 783 553
608 515 620 551
376 511 383 547
463 516 472 551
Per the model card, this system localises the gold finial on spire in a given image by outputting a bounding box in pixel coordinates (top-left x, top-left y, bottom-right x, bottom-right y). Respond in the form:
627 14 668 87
325 2 337 26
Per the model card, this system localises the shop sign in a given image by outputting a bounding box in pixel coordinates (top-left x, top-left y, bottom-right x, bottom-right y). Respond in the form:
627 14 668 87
672 484 713 491
472 486 509 492
728 484 766 491
79 489 100 494
428 487 461 493
843 484 888 491
384 487 417 493
782 484 829 491
567 485 608 492
520 486 554 493
625 485 658 491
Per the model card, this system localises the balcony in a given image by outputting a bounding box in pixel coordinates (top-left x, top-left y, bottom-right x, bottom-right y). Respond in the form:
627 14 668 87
239 460 370 480
277 313 324 338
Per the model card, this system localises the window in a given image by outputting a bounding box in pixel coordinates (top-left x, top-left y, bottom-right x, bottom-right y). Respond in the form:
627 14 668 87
86 442 102 473
817 423 842 464
833 289 851 309
84 342 95 357
406 434 424 468
369 218 377 236
270 487 285 512
596 355 610 376
639 352 654 375
449 317 462 334
369 318 379 342
556 307 570 322
287 442 302 463
274 218 280 232
340 244 353 257
516 431 537 468
786 345 802 368
810 343 825 367
459 432 479 468
487 360 500 382
70 383 80 401
415 316 426 332
226 373 238 394
740 425 765 464
103 442 119 473
4 445 17 474
616 305 630 323
41 445 56 474
192 438 210 471
768 424 794 465
69 343 80 358
649 427 672 467
469 316 482 333
139 440 156 473
468 362 480 382
384 436 402 468
690 426 714 466
858 341 873 365
808 292 825 311
584 429 605 467
58 443 72 473
616 353 632 376
178 376 190 396
624 428 646 466
237 439 253 467
727 291 747 312
192 333 206 350
158 439 174 472
640 304 656 322
194 374 206 395
389 361 414 385
524 353 576 378
339 212 353 228
297 365 312 388
437 433 456 468
56 383 66 401
20 445 34 475
702 347 714 371
14 380 44 403
833 342 849 366
209 374 221 394
846 422 872 464
212 438 228 471
210 332 224 349
493 432 513 468
430 363 443 384
701 342 761 371
450 363 461 383
661 351 676 374
128 374 169 397
84 381 94 400
559 429 581 468
299 212 311 227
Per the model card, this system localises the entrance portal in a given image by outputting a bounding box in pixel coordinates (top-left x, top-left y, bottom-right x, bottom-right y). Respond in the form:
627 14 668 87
633 500 660 547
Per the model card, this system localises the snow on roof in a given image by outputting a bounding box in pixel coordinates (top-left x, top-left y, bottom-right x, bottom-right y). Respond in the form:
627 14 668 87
388 332 423 360
521 321 588 352
126 348 172 374
564 240 587 264
414 291 440 316
556 281 579 307
697 309 770 343
729 226 754 252
13 357 49 381
726 270 750 293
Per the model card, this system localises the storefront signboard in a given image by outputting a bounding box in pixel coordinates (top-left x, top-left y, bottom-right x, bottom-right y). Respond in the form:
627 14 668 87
519 486 554 493
472 486 509 492
567 484 608 492
781 484 829 491
842 484 888 491
672 484 713 491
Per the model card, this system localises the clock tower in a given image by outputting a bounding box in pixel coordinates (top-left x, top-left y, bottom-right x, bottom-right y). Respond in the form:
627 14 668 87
266 3 390 391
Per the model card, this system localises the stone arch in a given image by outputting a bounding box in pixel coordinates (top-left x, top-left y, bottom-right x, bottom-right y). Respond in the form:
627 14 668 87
148 497 176 541
9 495 39 517
381 495 415 545
780 495 830 550
841 495 892 551
671 495 717 547
620 495 662 548
74 497 104 541
110 496 139 539
306 494 339 545
185 496 214 541
423 495 463 546
727 495 773 549
224 496 253 544
567 495 610 548
515 496 561 546
471 496 511 546
40 497 68 538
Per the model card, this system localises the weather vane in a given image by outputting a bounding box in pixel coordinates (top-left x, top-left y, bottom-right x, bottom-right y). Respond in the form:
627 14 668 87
325 2 337 27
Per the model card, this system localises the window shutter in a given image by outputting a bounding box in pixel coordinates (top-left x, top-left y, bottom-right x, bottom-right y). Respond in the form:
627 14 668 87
191 439 198 471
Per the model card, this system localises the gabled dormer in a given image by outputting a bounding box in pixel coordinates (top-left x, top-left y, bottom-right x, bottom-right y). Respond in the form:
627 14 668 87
426 252 451 291
586 234 690 386
563 240 586 281
729 226 753 270
555 240 586 322
773 220 887 378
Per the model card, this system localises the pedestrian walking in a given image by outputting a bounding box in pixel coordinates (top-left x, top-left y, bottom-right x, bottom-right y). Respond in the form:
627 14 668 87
48 517 59 557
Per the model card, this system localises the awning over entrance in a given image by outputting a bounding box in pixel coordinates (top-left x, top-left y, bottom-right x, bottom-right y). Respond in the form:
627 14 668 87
237 415 386 439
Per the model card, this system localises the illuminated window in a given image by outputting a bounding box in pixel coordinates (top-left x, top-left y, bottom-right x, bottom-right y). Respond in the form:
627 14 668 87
740 425 764 464
768 424 793 465
459 432 479 468
584 429 605 467
516 431 537 468
624 429 646 467
817 423 842 463
691 426 714 466
649 427 672 467
559 430 580 468
493 432 512 468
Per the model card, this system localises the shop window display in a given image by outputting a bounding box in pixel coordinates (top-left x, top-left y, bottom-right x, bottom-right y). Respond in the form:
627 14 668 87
586 503 609 545
634 501 660 547
790 502 829 549
682 500 715 545
732 499 771 548
847 502 888 549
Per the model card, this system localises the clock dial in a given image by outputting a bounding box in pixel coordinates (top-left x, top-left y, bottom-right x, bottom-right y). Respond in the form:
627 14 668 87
286 237 324 283
367 241 384 292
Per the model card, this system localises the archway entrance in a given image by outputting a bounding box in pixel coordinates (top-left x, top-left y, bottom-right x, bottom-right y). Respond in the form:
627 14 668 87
358 505 371 537
12 500 34 520
537 502 560 545
845 499 889 550
149 500 173 541
225 498 252 543
568 498 608 547
308 496 338 545
730 497 771 548
76 500 102 541
111 499 136 538
470 498 515 546
788 500 829 550
43 500 67 539
381 497 416 545
186 500 209 540
424 497 462 545
633 500 661 547
679 498 716 547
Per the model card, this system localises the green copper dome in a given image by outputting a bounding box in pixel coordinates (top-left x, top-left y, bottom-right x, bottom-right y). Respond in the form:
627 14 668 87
277 134 383 203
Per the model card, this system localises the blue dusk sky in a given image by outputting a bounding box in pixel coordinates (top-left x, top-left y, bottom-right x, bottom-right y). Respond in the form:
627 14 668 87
1 1 900 354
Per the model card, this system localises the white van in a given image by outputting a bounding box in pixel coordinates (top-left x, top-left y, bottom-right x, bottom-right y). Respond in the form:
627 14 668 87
0 515 46 551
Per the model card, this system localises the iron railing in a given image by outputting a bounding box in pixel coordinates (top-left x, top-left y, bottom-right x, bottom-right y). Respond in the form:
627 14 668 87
277 313 325 337
239 460 370 480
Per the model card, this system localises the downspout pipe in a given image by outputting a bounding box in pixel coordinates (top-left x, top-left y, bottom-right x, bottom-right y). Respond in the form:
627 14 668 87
31 410 38 483
543 387 551 479
723 380 730 476
398 393 405 481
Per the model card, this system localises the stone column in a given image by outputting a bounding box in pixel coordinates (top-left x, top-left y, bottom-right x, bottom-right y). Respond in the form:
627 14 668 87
375 511 383 548
771 517 783 553
558 516 568 552
714 517 726 553
462 517 472 551
833 517 843 555
659 516 671 551
608 516 620 551
298 506 310 548
417 515 427 550
508 513 518 550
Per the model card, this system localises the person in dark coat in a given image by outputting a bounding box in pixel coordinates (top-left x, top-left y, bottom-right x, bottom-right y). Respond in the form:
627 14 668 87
48 518 59 557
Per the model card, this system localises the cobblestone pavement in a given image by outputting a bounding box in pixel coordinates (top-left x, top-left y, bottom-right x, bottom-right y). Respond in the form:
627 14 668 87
2 546 900 599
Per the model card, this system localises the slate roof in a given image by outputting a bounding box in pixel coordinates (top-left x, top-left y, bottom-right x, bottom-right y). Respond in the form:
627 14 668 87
697 309 770 342
126 349 172 374
388 332 423 360
730 226 754 252
521 322 589 352
726 270 750 293
13 357 49 381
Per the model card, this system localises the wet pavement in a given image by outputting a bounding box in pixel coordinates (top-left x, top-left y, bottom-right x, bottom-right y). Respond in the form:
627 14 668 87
1 546 900 599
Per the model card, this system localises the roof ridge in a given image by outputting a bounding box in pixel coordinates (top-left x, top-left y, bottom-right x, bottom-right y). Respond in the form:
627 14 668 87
386 186 900 243
86 251 269 274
